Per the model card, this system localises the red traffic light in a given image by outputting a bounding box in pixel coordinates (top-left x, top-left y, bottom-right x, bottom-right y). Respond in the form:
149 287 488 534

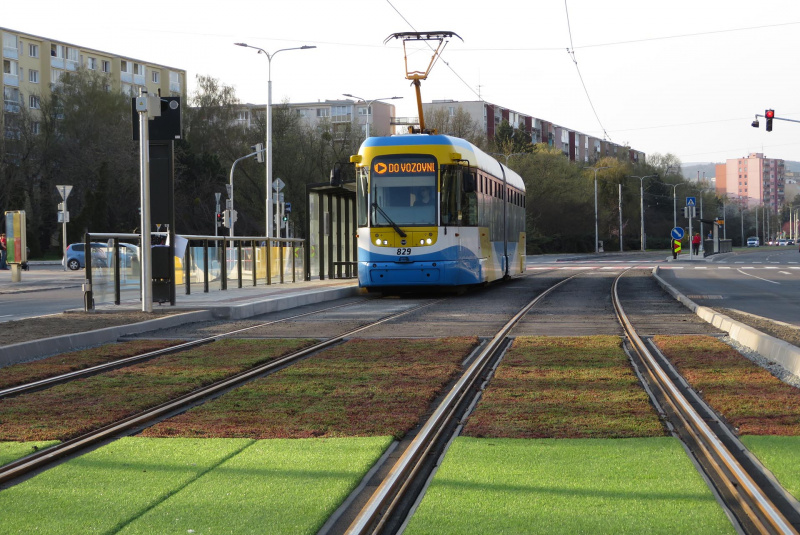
765 109 775 118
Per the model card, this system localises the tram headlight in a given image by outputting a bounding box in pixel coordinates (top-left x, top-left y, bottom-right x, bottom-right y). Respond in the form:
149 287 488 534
426 238 432 244
383 240 388 245
375 238 382 245
419 239 425 245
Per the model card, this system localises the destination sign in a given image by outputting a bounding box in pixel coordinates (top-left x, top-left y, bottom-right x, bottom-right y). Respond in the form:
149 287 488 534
372 157 436 176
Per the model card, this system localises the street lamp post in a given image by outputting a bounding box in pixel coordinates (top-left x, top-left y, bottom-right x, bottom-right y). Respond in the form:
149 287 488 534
234 42 316 238
342 94 402 138
670 183 687 229
627 175 656 252
585 166 611 253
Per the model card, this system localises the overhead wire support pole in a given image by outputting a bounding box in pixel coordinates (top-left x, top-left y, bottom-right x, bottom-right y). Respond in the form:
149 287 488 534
136 89 153 313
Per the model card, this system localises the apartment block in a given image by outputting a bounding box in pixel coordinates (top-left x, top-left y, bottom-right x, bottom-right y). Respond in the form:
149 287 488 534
2 27 186 136
422 99 645 164
234 99 398 139
716 153 785 210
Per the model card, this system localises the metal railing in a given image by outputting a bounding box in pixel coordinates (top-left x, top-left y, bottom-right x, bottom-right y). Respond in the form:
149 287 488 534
83 233 305 310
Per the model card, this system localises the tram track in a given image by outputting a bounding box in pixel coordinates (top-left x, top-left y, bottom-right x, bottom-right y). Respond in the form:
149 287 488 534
0 297 447 487
614 270 800 534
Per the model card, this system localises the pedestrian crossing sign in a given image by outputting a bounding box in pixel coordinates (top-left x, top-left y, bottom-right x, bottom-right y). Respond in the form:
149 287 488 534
686 197 696 206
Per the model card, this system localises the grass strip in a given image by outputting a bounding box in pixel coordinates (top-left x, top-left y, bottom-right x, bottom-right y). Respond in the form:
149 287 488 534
741 435 800 500
464 336 665 439
654 335 800 435
404 437 734 535
0 437 253 534
0 440 60 466
142 337 479 439
0 339 183 390
117 437 392 534
0 338 314 441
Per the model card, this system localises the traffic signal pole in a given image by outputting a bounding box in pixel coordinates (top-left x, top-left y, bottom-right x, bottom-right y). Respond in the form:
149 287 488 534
751 109 800 131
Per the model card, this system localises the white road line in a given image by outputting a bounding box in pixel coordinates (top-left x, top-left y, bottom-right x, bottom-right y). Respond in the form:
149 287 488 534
779 271 792 275
736 268 780 285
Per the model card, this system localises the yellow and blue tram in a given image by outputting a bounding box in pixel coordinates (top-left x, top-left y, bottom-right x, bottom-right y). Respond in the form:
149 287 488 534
351 134 526 291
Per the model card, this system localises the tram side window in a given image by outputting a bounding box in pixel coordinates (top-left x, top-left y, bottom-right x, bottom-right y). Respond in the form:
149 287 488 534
356 166 368 227
440 165 459 225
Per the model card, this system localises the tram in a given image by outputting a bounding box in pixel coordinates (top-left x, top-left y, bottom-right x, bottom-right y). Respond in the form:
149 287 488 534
350 134 526 292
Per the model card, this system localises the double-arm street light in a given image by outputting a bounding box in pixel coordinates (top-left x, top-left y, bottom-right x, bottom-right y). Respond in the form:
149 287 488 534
627 175 657 252
670 183 687 229
342 94 402 138
585 166 611 253
234 42 316 238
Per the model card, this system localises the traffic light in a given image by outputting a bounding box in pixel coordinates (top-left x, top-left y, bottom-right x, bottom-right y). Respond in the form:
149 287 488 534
284 202 291 214
251 143 264 163
765 109 774 132
216 212 224 227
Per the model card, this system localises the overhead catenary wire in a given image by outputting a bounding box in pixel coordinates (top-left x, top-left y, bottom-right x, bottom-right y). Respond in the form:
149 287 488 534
564 0 611 142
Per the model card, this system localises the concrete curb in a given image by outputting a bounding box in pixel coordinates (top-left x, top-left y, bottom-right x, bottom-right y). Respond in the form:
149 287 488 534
0 310 213 367
0 285 362 366
652 266 800 377
206 286 364 320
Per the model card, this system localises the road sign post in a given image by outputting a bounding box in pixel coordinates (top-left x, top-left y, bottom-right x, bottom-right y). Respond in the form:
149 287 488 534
56 185 72 271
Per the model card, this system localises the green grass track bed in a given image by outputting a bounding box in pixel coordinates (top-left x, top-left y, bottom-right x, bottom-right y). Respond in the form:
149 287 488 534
404 437 735 535
741 435 800 500
0 441 60 466
0 436 391 534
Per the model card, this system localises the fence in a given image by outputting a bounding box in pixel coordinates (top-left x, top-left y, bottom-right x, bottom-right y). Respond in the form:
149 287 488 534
85 233 305 309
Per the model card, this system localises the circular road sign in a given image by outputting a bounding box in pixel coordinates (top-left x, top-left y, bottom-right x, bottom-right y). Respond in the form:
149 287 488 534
671 227 685 240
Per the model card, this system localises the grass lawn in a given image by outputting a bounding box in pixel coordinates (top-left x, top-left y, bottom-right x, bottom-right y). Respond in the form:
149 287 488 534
404 437 734 535
0 441 60 466
741 435 800 500
0 338 314 441
0 339 183 391
653 335 800 435
142 337 478 439
0 436 391 534
464 336 665 439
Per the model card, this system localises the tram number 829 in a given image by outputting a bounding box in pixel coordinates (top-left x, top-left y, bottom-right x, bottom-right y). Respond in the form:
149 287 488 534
397 248 412 256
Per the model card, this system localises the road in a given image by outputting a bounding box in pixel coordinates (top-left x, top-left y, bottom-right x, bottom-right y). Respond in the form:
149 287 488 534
2 248 799 327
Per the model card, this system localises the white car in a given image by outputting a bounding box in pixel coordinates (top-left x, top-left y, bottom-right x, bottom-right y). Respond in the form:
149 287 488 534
746 237 760 247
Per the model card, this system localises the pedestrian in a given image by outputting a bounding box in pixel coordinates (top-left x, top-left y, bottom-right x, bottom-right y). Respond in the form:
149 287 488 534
691 232 701 255
0 232 7 270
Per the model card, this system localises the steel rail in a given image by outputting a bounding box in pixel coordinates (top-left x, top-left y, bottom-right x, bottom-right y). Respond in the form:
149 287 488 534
0 298 446 486
346 274 580 535
611 270 798 535
0 299 369 400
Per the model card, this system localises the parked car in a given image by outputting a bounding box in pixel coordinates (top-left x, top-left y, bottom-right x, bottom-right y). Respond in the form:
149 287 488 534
778 239 789 246
106 243 140 269
746 236 760 247
63 243 108 270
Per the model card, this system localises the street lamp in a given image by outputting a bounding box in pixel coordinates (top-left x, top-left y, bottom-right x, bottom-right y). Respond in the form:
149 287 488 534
342 94 402 138
585 166 611 253
627 175 657 252
670 183 687 229
234 42 316 238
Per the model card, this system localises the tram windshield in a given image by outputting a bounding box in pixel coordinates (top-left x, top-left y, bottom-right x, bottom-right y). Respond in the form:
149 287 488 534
368 156 437 227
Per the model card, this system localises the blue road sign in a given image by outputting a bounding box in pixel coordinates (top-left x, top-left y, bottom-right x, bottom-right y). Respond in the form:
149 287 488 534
686 197 696 206
671 227 685 240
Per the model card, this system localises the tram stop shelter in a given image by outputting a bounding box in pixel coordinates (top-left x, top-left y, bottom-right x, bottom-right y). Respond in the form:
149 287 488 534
305 181 357 281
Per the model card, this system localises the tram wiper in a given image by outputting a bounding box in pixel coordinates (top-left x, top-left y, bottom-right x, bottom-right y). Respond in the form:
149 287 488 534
371 202 407 237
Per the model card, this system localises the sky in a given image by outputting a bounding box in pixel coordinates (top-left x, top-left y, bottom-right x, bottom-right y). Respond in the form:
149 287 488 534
6 0 800 165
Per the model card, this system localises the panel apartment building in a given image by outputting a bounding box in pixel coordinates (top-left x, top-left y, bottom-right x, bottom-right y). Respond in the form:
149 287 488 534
2 27 186 136
714 153 785 211
422 100 645 164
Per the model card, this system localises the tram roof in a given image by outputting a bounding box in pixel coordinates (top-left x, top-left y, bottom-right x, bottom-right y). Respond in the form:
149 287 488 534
362 134 525 191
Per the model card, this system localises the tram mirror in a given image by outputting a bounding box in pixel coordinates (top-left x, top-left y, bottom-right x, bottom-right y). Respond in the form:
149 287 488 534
463 171 476 193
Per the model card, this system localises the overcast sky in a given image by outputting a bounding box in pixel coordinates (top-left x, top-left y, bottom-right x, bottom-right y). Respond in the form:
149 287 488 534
6 0 800 165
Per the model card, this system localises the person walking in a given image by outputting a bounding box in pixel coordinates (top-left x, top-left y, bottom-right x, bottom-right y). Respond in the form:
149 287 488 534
0 232 7 270
691 232 701 256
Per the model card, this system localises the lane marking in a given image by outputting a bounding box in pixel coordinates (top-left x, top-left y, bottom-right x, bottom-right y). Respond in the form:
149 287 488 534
736 268 780 285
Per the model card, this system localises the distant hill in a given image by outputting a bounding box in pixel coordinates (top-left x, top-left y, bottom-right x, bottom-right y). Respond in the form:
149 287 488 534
681 163 717 181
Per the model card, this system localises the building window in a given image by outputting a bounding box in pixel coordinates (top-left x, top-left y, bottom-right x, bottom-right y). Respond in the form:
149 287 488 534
51 44 66 58
3 34 18 55
151 70 160 84
316 108 330 118
169 71 181 92
87 57 97 70
51 69 65 85
31 122 40 135
29 95 40 109
134 63 144 75
121 60 131 73
3 86 21 112
2 59 18 77
66 47 79 65
102 60 111 73
358 106 370 116
29 69 39 83
28 43 39 58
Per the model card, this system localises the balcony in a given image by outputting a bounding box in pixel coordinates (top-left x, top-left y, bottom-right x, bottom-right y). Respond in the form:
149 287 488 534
3 74 18 87
120 72 133 83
